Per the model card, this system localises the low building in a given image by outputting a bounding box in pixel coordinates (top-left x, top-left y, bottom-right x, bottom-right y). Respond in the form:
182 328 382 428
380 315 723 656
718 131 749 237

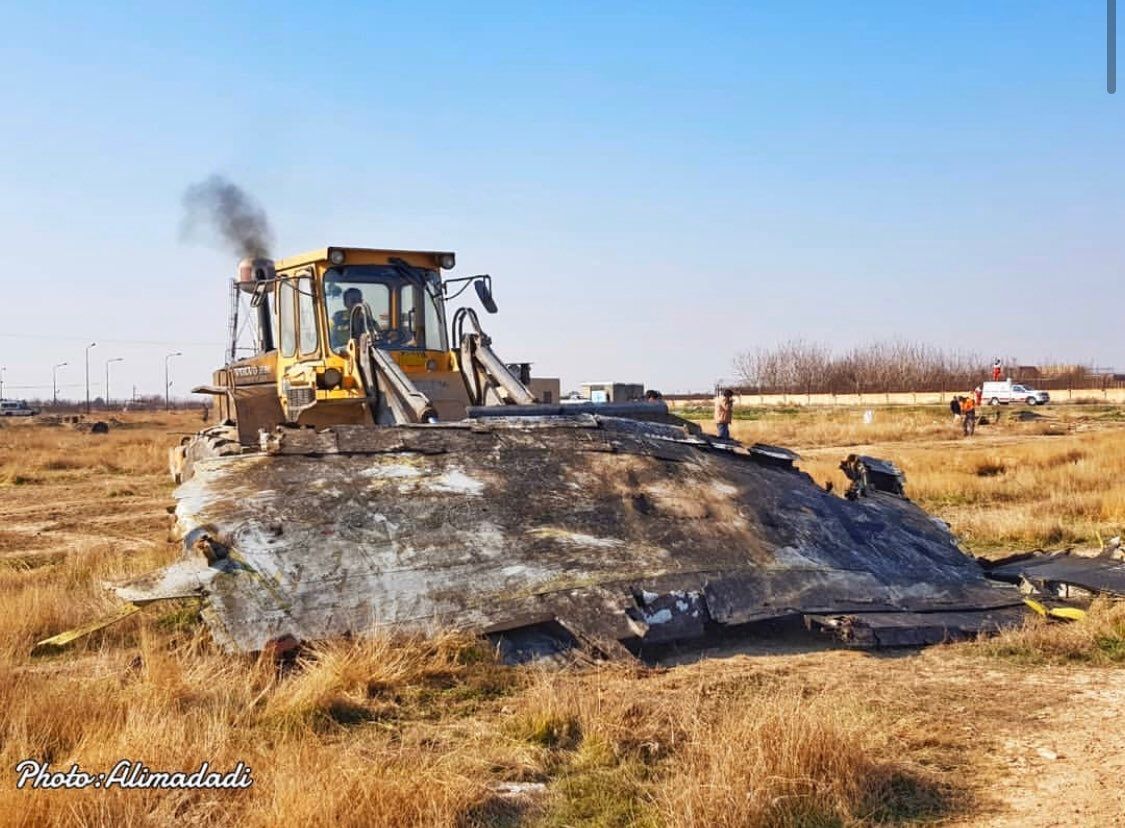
528 377 561 404
507 362 560 404
580 382 645 403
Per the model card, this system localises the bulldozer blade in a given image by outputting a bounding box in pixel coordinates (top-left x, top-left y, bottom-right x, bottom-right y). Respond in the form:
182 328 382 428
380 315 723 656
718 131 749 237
117 415 1023 655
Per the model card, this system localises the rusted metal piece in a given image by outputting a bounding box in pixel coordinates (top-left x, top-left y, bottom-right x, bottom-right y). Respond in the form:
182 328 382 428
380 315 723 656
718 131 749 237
119 415 1022 655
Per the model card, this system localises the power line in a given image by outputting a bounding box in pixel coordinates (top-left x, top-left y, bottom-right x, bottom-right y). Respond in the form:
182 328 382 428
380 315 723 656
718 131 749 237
5 383 86 390
0 333 223 347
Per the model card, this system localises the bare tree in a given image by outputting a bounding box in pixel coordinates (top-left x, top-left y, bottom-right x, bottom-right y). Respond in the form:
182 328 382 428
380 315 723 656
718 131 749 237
731 340 998 395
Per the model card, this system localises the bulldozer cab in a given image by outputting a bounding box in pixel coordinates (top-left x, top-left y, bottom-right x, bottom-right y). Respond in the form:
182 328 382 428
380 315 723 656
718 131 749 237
271 247 465 426
322 261 448 354
208 245 532 443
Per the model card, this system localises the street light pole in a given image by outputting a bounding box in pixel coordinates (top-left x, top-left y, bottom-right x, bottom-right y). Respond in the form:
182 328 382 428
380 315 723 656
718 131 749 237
164 351 182 411
52 362 68 407
105 358 123 410
84 342 96 414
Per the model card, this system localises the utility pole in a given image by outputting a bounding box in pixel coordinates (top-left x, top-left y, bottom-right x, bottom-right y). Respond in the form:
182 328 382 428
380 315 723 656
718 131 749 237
0 365 5 401
84 342 96 414
164 351 182 411
52 362 68 407
104 357 123 410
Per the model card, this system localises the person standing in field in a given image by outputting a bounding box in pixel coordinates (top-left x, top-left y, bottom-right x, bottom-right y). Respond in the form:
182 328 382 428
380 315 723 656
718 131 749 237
950 396 961 423
961 394 977 436
714 388 734 440
992 359 1002 381
974 385 983 407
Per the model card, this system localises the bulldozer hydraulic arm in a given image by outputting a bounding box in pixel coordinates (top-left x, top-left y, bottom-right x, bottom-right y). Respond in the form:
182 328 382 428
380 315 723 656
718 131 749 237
454 308 536 406
355 334 438 424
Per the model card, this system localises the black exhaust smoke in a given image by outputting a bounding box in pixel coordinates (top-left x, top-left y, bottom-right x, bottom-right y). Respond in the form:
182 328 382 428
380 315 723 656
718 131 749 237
181 175 274 258
182 176 277 354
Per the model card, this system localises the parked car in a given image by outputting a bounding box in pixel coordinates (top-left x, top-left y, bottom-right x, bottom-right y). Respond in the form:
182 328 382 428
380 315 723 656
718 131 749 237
981 381 1050 406
0 399 39 417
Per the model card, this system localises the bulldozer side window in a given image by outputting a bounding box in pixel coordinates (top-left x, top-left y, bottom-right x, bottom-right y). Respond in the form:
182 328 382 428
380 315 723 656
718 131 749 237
398 281 446 352
297 276 318 355
278 280 296 358
399 285 423 348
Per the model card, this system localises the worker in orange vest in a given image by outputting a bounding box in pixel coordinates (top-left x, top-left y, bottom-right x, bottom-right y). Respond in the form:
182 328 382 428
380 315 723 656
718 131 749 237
961 395 977 436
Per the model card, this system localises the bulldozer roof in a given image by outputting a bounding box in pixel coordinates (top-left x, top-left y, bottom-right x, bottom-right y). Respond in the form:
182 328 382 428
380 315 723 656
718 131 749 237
274 247 455 271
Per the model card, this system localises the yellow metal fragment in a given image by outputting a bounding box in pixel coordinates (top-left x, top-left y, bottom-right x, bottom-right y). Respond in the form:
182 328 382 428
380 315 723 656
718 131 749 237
31 603 143 656
1023 598 1087 622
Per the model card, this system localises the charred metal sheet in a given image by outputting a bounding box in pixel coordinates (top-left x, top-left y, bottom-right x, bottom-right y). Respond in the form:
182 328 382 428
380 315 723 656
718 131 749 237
985 551 1125 598
747 443 800 469
840 454 906 498
121 417 1022 653
626 589 709 644
806 606 1028 647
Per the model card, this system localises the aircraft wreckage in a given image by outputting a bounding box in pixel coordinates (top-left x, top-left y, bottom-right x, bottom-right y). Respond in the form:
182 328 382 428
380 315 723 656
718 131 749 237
113 411 1032 656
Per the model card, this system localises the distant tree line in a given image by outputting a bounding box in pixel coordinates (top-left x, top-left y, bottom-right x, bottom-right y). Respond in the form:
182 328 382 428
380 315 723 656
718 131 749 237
731 340 1012 395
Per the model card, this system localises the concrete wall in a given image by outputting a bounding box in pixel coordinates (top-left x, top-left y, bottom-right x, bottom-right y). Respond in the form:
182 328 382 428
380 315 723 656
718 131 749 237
665 387 1125 409
529 377 561 404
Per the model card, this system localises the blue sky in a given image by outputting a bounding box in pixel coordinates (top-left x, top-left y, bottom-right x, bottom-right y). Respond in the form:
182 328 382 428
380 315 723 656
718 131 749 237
0 1 1121 398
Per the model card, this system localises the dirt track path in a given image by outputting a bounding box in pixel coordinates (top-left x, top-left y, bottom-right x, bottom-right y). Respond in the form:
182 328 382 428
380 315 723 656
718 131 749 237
960 669 1125 827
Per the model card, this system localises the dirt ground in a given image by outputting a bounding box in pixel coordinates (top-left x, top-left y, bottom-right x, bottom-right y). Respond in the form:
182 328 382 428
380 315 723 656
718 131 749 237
2 407 1124 826
962 667 1125 827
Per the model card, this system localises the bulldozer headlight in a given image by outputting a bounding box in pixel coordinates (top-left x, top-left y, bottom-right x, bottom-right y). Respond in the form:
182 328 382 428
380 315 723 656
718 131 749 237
328 248 346 265
320 368 343 389
438 253 455 270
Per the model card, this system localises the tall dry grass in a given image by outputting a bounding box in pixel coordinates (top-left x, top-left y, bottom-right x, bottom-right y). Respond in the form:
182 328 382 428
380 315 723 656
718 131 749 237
3 408 1123 825
510 666 953 827
1 632 507 826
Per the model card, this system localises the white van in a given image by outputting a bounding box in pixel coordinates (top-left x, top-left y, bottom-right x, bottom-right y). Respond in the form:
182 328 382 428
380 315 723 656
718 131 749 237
0 399 39 416
981 381 1050 406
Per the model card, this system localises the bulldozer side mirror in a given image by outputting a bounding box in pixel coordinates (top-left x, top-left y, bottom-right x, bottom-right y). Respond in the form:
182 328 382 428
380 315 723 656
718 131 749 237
474 278 498 314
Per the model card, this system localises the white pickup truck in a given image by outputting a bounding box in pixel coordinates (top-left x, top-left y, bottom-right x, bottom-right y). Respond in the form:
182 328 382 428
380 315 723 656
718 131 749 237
982 381 1050 406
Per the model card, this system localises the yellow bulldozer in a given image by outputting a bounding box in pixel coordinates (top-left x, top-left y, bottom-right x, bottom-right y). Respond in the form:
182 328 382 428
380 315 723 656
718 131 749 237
184 247 537 452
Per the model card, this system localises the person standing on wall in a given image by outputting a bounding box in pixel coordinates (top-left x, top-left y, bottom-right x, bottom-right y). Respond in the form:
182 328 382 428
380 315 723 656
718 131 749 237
714 389 734 440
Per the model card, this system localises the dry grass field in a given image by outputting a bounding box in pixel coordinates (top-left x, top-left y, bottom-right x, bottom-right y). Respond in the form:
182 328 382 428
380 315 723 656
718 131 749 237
2 406 1124 827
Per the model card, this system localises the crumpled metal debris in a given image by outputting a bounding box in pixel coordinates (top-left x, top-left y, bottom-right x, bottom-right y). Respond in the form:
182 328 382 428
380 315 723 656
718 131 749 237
985 550 1125 601
116 415 1024 656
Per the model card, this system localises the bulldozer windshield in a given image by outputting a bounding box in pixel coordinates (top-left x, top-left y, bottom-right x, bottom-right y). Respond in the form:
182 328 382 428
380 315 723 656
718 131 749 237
325 265 447 353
